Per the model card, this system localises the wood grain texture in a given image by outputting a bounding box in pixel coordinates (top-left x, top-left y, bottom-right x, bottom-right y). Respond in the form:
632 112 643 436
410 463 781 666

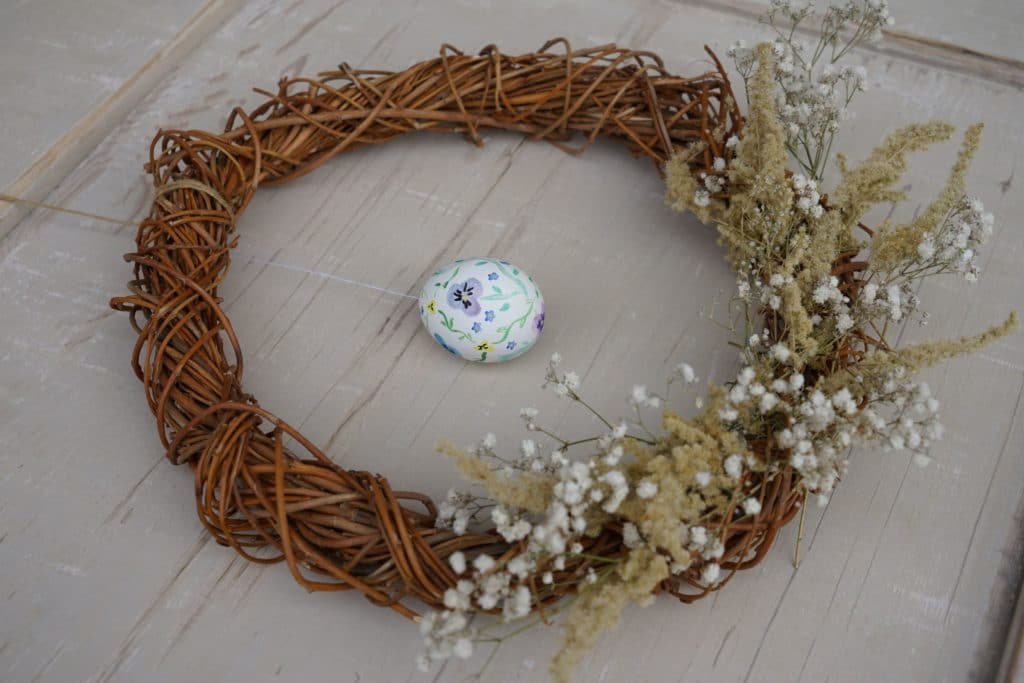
0 0 202 188
697 0 1024 64
0 1 1021 682
0 0 245 241
879 0 1024 63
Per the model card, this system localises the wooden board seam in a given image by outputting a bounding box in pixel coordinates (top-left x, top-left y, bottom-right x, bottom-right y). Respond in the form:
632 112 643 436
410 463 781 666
0 0 247 245
676 0 1024 89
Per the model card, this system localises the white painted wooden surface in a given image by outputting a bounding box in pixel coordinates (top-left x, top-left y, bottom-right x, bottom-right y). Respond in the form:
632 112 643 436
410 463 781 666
0 0 242 239
725 0 1024 62
0 0 208 189
0 2 1021 682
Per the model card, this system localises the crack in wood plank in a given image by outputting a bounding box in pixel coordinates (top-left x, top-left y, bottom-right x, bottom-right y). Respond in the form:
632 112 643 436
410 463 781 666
95 535 212 682
275 0 351 56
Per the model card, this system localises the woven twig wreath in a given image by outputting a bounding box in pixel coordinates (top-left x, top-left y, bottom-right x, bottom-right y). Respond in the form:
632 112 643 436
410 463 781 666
106 37 834 621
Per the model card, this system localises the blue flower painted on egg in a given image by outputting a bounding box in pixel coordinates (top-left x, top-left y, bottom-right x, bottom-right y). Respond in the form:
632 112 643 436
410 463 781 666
433 333 459 356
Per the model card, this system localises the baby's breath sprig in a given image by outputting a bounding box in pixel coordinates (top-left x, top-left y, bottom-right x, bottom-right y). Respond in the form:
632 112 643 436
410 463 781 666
729 0 894 181
423 355 719 675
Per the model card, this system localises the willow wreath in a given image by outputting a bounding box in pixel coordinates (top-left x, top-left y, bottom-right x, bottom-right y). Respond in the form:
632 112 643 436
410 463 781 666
109 7 1016 682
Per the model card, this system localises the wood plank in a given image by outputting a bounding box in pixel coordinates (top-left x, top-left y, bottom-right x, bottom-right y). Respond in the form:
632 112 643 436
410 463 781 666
690 0 1024 65
0 1 1020 681
0 0 244 241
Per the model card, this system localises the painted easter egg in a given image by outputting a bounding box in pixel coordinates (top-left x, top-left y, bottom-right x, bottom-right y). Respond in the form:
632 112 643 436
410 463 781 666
418 258 545 363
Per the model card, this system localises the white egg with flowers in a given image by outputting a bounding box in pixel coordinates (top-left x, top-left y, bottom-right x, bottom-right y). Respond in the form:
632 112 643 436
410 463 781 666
418 258 545 363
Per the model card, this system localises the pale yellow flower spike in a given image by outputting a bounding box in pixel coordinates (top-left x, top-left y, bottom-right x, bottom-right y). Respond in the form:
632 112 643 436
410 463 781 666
436 439 555 513
832 121 955 238
870 123 983 272
877 311 1018 373
550 548 669 683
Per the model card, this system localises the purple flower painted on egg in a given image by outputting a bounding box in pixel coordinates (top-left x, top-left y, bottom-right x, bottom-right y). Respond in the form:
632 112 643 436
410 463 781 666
533 311 546 332
447 278 482 316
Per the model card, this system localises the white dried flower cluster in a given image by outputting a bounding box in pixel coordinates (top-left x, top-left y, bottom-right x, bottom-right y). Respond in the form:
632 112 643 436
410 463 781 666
417 606 475 670
543 352 581 398
673 362 699 385
718 259 948 503
907 196 994 282
812 275 860 332
781 371 942 501
764 0 893 42
419 361 713 668
764 0 816 24
791 174 824 218
725 223 953 494
818 0 894 42
748 270 793 311
807 269 925 338
730 1 894 180
436 488 483 535
527 380 667 553
628 384 662 409
857 279 919 323
718 358 793 424
718 330 944 502
418 551 535 669
693 158 728 206
688 523 726 562
492 504 534 542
